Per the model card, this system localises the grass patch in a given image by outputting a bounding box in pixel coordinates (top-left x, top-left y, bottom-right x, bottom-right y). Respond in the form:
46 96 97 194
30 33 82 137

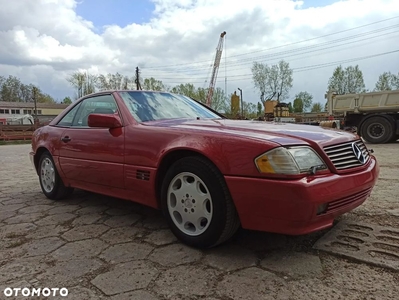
0 140 32 146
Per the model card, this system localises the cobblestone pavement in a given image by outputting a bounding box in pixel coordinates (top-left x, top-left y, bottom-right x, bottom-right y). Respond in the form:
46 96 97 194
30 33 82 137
0 143 398 300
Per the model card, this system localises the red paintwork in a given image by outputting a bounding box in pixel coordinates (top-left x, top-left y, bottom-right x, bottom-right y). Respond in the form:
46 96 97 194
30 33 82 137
30 90 379 235
88 113 122 128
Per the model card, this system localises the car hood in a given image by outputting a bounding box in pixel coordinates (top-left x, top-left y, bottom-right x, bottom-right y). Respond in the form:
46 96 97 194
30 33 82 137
142 118 358 147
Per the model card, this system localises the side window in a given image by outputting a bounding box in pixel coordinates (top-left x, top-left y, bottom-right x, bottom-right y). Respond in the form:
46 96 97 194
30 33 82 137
72 94 119 127
57 103 81 127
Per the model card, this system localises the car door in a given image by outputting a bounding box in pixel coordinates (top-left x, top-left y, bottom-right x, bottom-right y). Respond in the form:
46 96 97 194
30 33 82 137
57 94 125 189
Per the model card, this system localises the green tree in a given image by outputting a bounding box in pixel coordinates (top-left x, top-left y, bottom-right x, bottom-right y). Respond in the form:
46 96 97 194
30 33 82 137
170 83 198 98
243 101 257 119
327 65 366 94
257 102 263 116
293 98 304 113
374 71 399 91
311 102 323 112
0 76 54 103
97 72 133 90
209 87 227 112
195 87 208 103
251 60 293 102
36 92 55 104
287 102 293 113
142 77 166 91
294 91 313 112
62 97 72 104
0 75 25 102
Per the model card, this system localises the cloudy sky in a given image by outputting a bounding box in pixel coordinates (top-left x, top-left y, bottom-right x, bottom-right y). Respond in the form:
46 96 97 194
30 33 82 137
0 0 398 106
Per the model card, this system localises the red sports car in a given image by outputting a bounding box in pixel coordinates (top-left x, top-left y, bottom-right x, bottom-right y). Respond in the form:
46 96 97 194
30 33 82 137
30 90 379 248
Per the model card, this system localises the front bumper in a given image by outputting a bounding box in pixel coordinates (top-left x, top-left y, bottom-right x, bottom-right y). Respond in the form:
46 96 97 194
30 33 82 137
224 156 379 235
29 151 35 170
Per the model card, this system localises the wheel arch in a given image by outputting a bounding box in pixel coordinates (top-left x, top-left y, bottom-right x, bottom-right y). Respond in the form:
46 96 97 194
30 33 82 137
154 149 224 207
33 146 50 175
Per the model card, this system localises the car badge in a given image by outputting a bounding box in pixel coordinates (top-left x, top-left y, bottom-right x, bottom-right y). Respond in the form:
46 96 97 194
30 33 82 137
351 142 366 164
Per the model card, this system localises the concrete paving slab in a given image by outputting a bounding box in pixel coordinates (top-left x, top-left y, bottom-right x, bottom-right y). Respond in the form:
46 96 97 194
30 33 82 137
216 267 283 300
91 261 159 296
61 224 110 241
103 214 141 228
144 229 178 246
203 244 257 271
21 237 65 257
1 142 399 299
261 251 322 278
110 290 160 300
148 244 202 267
36 258 104 287
153 265 219 298
50 239 109 261
314 221 399 271
99 242 154 263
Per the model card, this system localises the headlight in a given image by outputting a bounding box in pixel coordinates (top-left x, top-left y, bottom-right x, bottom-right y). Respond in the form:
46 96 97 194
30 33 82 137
254 146 327 175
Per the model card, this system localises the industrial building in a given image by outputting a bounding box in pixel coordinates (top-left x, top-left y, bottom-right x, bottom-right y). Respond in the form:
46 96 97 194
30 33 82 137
0 101 69 125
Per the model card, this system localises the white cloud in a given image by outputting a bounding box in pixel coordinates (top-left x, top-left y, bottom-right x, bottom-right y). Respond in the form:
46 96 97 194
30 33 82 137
0 0 398 103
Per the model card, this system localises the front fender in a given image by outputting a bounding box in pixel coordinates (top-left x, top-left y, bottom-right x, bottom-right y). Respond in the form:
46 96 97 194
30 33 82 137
158 133 278 176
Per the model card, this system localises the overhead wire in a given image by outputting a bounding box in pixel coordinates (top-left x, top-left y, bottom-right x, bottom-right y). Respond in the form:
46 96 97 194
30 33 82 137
152 49 399 84
141 29 399 79
143 15 399 70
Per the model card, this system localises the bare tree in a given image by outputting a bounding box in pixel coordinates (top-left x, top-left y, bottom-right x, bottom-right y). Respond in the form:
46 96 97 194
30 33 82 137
251 60 293 102
67 71 97 99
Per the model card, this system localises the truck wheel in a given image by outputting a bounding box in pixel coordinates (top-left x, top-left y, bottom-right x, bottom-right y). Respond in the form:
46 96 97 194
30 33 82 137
160 156 240 248
360 116 395 144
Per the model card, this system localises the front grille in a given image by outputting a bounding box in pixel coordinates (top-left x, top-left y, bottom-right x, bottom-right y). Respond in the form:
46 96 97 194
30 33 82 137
323 139 370 170
326 187 372 213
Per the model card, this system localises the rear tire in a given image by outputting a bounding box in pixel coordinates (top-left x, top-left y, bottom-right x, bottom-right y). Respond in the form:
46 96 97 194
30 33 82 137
161 156 240 248
38 152 74 200
360 116 395 144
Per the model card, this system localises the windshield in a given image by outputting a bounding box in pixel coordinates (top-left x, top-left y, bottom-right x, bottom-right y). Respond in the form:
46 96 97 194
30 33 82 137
119 91 221 122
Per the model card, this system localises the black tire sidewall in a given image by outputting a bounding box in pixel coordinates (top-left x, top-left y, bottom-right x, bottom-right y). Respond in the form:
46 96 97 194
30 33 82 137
361 116 394 144
38 152 62 199
161 157 229 248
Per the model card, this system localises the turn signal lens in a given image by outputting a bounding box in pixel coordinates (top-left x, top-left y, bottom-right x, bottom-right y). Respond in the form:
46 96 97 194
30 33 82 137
255 146 327 175
255 147 301 175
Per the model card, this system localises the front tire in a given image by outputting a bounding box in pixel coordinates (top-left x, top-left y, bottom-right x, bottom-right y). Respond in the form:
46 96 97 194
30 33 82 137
161 156 240 248
38 152 73 200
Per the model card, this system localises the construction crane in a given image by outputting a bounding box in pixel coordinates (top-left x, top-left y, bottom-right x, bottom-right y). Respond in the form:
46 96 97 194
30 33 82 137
206 31 226 107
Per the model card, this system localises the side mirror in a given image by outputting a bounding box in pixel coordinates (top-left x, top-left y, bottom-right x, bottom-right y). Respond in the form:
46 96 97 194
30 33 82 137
88 113 122 129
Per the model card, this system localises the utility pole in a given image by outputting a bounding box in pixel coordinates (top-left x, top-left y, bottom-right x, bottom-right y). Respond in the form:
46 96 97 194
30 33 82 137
32 87 38 121
135 67 142 90
238 88 243 118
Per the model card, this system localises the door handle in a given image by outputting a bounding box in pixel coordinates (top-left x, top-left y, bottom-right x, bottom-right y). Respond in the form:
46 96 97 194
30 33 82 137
61 136 71 143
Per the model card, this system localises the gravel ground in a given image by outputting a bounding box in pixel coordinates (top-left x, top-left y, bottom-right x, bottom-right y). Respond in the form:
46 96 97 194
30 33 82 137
0 142 398 300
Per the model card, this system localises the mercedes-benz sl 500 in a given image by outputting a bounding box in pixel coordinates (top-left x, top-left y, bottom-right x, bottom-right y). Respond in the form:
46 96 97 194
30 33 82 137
30 90 379 248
